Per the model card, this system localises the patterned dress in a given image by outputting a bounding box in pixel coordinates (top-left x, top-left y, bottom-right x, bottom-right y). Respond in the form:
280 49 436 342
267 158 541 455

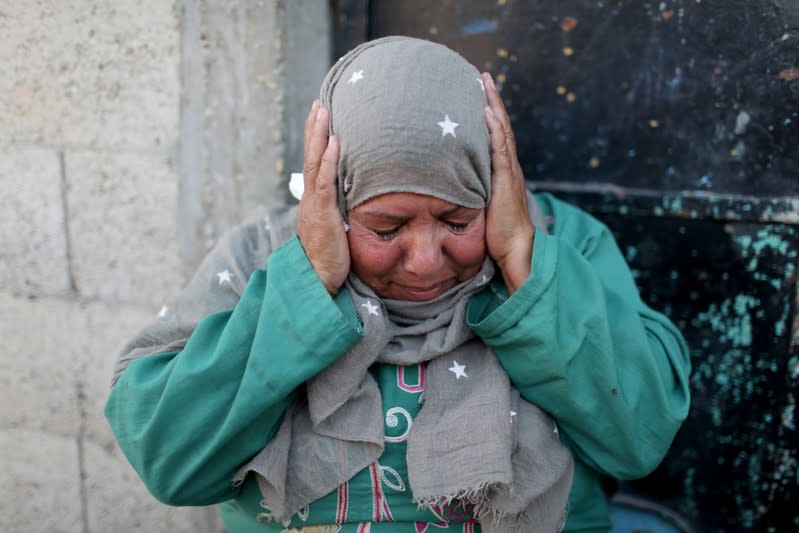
106 194 691 533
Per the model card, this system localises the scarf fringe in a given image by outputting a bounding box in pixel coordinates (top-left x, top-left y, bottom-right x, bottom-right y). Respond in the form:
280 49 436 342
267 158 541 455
413 481 512 525
414 482 569 532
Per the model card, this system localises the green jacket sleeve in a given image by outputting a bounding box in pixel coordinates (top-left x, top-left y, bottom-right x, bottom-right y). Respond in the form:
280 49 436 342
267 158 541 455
468 193 691 480
105 236 363 506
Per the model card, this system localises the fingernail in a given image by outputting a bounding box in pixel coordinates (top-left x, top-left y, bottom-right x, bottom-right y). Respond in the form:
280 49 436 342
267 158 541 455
316 107 324 122
486 74 496 91
310 99 319 113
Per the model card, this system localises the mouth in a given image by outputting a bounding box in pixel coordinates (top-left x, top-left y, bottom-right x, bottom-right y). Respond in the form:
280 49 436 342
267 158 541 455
394 281 453 300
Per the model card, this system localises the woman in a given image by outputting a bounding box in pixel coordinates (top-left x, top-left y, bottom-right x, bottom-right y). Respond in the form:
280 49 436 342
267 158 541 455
106 37 691 532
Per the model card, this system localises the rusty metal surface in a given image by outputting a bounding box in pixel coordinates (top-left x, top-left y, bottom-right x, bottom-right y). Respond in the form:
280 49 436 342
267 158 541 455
333 1 799 530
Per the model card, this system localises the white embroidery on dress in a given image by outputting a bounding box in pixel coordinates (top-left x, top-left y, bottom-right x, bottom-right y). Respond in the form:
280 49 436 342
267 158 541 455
385 406 413 443
296 505 309 522
377 464 406 492
397 364 425 393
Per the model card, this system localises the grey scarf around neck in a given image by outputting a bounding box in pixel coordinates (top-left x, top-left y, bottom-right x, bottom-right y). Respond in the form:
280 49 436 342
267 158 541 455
234 36 572 531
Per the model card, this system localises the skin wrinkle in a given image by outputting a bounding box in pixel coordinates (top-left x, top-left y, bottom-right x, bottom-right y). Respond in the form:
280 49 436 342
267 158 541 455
347 192 487 302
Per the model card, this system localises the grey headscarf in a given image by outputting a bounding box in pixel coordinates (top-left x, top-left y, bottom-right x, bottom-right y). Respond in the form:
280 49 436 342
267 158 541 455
234 37 573 531
324 35 490 213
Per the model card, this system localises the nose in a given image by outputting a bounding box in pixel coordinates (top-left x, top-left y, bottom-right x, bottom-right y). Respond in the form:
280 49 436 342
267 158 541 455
403 232 445 278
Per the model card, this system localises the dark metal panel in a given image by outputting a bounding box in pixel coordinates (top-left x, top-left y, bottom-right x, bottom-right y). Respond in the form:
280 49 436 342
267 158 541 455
362 0 799 197
538 184 799 225
332 0 369 61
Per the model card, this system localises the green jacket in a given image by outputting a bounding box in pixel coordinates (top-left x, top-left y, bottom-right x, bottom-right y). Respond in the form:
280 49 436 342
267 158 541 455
105 193 691 532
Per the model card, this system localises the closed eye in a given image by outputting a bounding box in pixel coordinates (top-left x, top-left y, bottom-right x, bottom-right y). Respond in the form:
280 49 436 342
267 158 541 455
445 221 469 233
375 227 400 241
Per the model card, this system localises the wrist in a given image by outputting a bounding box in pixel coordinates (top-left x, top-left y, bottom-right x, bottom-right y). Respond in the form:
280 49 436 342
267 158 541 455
323 280 339 296
496 232 534 294
316 269 344 297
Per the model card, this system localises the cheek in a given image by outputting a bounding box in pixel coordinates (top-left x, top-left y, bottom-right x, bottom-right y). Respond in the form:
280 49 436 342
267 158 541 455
348 234 400 280
445 223 487 274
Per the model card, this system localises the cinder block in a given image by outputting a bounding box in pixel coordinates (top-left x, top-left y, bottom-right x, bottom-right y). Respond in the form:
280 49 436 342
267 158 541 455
0 429 83 533
83 439 217 533
0 294 81 436
65 150 183 306
0 1 179 149
0 147 71 296
0 292 219 531
0 293 155 441
78 300 156 449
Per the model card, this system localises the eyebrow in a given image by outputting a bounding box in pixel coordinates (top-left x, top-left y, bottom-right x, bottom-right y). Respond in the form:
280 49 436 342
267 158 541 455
437 205 474 218
355 205 476 221
355 211 410 223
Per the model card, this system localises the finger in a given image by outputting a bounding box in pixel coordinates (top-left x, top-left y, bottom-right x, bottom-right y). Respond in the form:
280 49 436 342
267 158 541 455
302 104 322 191
303 99 320 149
485 105 520 203
484 105 513 176
482 73 518 161
316 134 340 198
482 73 511 134
303 106 330 192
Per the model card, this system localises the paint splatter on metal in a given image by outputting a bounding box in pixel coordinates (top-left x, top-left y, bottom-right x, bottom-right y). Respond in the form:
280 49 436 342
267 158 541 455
779 69 799 81
538 187 798 530
560 16 578 32
460 19 499 37
735 111 751 134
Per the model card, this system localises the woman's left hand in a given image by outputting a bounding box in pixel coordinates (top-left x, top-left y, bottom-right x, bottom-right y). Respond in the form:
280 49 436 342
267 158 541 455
482 72 535 294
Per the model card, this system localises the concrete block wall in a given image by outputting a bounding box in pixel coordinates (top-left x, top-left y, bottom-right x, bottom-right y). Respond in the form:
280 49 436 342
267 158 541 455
0 1 330 531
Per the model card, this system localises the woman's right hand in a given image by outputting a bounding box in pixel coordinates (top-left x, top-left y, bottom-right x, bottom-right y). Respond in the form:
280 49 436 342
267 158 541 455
297 100 351 295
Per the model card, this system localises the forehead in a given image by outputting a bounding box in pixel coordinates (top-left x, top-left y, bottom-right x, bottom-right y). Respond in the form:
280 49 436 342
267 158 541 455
348 192 479 218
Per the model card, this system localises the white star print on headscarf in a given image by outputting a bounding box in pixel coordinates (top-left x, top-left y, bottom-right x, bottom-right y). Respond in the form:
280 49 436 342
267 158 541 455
347 70 364 85
361 299 380 316
448 361 467 379
217 269 233 285
437 114 459 137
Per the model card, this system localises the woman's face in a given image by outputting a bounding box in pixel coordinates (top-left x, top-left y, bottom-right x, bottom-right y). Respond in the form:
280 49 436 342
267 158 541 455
347 192 487 301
